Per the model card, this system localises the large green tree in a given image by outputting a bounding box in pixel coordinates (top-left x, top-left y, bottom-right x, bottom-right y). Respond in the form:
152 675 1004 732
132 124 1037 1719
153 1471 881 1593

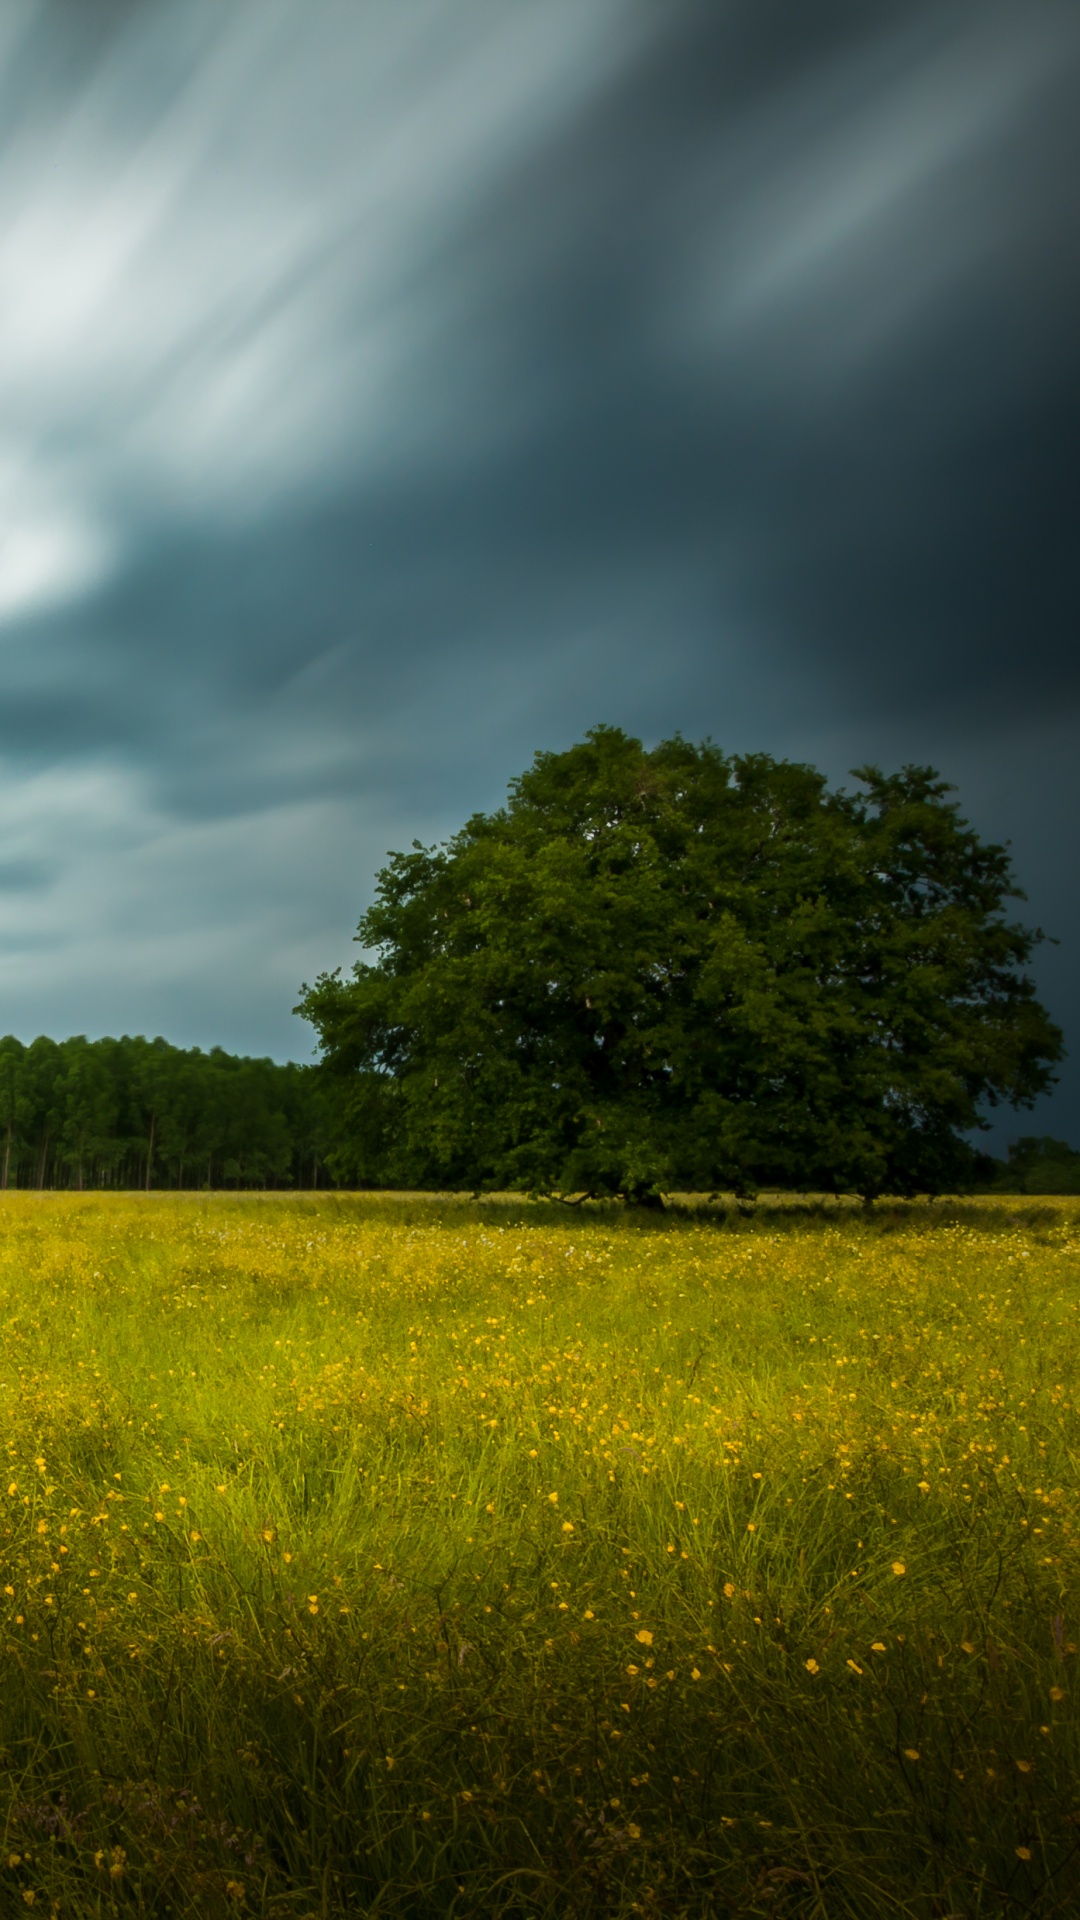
297 727 1063 1199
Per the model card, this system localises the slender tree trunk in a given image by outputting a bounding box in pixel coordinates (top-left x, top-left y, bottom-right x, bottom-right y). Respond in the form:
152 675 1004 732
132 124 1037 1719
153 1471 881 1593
36 1131 49 1191
145 1114 156 1193
1 1126 10 1191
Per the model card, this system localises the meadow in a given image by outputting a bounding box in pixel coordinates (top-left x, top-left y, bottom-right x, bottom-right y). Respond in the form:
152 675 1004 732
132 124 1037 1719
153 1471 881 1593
0 1193 1076 1919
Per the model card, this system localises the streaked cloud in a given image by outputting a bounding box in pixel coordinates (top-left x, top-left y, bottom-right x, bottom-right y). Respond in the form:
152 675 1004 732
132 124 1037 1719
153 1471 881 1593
677 5 1074 359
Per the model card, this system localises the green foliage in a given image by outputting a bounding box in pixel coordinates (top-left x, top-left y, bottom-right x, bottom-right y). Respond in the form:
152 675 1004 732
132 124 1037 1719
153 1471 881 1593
1004 1136 1080 1195
0 1033 334 1189
298 726 1062 1198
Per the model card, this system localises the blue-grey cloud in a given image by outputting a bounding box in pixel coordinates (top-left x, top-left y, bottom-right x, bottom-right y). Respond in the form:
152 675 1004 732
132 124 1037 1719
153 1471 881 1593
0 857 54 892
0 0 1076 1148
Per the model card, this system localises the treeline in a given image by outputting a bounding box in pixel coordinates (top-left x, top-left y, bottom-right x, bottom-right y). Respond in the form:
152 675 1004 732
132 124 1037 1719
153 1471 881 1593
0 1035 333 1191
983 1137 1080 1196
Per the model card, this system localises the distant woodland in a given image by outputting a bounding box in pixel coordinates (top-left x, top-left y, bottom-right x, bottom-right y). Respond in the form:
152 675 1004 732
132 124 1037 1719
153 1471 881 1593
0 1034 331 1191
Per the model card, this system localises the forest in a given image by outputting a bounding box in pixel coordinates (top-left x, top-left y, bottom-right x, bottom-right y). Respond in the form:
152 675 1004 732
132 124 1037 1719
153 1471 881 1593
0 1032 330 1191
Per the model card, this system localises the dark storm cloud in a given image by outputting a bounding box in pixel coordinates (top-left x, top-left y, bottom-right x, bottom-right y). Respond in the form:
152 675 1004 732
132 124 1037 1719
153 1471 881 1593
0 0 1076 1140
58 3 1080 749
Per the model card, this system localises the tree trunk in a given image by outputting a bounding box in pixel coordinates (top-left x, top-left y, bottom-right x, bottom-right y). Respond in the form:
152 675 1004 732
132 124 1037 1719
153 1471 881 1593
36 1131 49 1191
145 1114 156 1193
1 1126 10 1191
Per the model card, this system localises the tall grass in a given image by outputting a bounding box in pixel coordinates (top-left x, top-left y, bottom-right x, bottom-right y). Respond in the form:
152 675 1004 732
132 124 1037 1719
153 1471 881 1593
0 1192 1076 1917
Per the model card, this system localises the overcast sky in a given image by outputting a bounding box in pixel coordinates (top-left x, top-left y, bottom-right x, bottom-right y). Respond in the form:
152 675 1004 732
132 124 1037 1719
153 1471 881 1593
0 0 1077 1150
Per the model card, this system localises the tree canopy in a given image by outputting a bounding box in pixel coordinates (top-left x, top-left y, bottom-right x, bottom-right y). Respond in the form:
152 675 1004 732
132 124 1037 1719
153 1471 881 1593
297 726 1063 1200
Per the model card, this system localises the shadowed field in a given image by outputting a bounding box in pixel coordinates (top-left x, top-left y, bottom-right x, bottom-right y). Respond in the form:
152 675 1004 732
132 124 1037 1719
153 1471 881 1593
0 1192 1076 1917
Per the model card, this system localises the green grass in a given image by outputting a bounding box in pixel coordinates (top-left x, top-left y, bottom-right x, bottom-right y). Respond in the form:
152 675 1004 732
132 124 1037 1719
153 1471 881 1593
0 1192 1076 1917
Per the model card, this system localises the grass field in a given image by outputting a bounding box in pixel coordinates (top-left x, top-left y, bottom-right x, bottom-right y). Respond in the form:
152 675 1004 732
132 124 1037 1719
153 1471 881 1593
0 1193 1077 1918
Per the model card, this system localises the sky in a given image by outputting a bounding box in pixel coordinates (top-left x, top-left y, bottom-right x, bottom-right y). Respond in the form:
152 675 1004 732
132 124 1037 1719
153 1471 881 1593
0 0 1077 1152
